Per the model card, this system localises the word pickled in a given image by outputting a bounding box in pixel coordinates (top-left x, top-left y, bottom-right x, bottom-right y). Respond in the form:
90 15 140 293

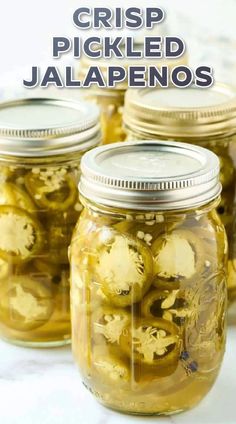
23 65 213 89
73 7 165 29
53 36 185 59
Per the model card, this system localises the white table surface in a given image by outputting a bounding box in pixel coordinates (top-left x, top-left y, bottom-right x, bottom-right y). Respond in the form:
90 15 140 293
0 306 236 424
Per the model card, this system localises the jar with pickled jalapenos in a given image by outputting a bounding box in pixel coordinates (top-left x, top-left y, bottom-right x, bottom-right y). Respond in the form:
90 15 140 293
79 47 187 145
70 141 227 415
0 97 101 347
124 84 236 302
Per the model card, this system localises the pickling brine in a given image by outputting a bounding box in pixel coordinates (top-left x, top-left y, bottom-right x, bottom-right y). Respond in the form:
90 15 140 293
70 141 227 415
0 162 80 346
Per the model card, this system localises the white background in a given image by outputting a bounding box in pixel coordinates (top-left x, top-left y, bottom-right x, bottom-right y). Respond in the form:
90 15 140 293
0 0 235 83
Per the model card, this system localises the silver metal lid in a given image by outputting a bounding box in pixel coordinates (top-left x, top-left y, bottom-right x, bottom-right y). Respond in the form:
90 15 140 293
124 83 236 139
0 98 101 157
80 141 221 211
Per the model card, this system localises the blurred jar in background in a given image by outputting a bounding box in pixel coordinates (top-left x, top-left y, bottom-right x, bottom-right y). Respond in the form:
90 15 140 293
123 84 236 301
78 32 188 145
0 97 101 347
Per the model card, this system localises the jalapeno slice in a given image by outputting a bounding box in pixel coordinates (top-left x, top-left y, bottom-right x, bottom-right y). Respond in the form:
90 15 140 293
25 169 77 211
93 307 130 344
0 206 43 263
0 183 36 212
141 289 189 326
152 230 204 284
120 318 180 374
92 228 153 306
0 276 53 331
93 346 130 385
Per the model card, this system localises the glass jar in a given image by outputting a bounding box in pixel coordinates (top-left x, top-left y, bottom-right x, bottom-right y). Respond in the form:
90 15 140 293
0 97 101 347
80 86 126 145
70 141 227 415
124 84 236 301
79 50 187 145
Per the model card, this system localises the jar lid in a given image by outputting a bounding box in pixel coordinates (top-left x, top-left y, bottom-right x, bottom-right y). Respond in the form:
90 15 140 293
0 98 101 157
124 83 236 139
80 140 221 211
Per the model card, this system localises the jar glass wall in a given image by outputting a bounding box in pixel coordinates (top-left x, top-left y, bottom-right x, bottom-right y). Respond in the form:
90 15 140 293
70 141 227 415
71 198 227 415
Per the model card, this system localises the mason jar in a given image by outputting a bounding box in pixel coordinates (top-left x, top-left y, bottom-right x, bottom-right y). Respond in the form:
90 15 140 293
123 84 236 301
79 49 187 145
0 97 101 347
70 141 227 415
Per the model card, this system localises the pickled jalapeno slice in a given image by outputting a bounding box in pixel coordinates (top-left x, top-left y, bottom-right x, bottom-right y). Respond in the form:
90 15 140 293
93 346 130 384
93 307 130 344
120 318 180 368
141 288 189 326
25 168 77 211
0 205 43 263
92 229 153 306
0 276 53 331
0 183 36 212
152 230 204 284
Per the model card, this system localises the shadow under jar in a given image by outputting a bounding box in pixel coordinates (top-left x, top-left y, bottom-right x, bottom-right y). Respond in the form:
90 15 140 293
0 97 101 347
123 84 236 302
70 141 228 416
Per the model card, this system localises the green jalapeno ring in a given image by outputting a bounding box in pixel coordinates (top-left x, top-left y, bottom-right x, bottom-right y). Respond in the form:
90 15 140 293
92 345 131 385
151 229 205 284
141 288 189 327
91 229 153 307
0 205 44 264
0 275 54 331
25 172 78 212
120 318 180 368
0 183 37 213
92 307 131 345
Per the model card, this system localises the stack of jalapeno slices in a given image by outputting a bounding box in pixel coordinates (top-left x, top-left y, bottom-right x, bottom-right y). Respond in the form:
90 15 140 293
0 163 80 334
72 206 226 386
